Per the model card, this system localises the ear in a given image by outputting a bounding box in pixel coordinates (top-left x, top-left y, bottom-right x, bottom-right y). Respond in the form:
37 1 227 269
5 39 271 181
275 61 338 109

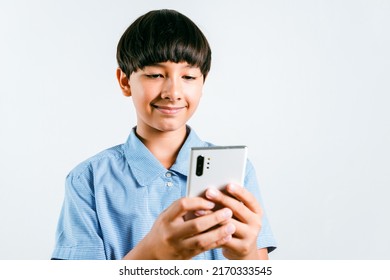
116 68 131 97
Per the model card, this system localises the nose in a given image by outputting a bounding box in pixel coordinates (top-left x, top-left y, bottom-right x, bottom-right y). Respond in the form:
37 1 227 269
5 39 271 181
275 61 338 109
161 77 182 101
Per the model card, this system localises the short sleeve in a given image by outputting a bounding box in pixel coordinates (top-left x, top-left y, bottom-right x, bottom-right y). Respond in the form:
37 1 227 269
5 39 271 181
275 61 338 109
244 160 277 253
51 168 106 260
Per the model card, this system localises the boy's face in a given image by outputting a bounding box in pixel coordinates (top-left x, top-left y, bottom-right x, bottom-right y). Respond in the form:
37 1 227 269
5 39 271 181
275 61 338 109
118 61 204 134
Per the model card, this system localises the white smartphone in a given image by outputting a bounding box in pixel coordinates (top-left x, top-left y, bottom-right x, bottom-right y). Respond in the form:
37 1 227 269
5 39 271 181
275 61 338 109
186 145 248 198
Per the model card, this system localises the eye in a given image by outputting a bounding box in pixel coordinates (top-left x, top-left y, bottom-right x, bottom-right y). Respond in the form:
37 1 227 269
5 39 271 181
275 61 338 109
182 75 196 80
146 74 163 79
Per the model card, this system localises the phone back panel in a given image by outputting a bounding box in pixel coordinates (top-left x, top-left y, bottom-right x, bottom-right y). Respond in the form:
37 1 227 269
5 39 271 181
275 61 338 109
186 146 247 197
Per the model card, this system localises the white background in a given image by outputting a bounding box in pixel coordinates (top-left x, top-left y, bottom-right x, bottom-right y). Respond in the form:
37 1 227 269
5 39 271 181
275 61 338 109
0 0 389 259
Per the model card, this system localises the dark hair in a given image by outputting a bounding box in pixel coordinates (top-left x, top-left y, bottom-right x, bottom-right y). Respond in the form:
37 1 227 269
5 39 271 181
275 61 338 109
116 9 211 79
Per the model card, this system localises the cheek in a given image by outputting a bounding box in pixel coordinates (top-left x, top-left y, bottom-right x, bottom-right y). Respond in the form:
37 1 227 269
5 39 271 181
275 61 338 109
131 93 152 115
131 85 152 104
187 93 202 111
185 83 203 102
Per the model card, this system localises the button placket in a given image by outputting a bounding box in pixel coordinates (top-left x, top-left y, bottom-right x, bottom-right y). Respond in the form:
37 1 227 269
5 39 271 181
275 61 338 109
165 172 173 187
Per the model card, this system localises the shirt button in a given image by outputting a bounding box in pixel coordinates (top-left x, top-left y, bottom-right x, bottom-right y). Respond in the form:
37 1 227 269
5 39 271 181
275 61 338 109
166 182 173 187
165 172 172 178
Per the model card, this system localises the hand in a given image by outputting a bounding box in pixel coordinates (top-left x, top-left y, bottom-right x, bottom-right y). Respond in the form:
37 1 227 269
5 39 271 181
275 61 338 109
123 196 236 260
205 184 263 259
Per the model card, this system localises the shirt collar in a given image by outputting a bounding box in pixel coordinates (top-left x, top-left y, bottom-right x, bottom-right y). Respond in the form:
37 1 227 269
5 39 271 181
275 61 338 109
123 126 208 187
170 126 208 176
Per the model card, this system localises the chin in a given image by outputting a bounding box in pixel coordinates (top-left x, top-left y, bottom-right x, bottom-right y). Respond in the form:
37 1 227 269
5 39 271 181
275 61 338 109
155 122 187 133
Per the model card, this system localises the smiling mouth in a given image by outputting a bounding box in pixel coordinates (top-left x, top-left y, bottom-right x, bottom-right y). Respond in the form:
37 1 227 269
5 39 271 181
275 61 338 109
151 104 186 114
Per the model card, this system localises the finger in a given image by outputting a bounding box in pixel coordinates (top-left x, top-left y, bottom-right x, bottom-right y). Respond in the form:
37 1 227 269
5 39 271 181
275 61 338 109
182 222 236 252
225 184 263 215
227 218 246 239
194 209 214 217
177 207 233 238
165 197 215 222
228 218 261 240
221 237 259 259
205 188 253 223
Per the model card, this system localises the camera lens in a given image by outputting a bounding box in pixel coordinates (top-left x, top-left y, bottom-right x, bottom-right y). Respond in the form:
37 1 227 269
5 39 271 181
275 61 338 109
196 155 204 176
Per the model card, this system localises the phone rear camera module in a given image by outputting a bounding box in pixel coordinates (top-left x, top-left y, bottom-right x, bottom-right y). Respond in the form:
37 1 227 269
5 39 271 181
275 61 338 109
196 155 204 176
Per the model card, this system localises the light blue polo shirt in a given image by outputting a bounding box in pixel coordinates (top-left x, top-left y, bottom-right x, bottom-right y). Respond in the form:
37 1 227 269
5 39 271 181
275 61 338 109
52 127 276 260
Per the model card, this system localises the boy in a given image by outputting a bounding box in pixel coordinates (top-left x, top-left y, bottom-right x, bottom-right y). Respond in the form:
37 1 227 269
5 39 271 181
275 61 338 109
52 9 276 260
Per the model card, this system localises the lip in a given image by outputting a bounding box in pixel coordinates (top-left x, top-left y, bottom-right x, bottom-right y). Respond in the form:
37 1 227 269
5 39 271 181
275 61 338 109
152 104 186 114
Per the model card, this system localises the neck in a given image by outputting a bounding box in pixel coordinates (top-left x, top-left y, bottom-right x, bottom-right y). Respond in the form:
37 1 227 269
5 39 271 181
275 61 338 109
135 125 188 169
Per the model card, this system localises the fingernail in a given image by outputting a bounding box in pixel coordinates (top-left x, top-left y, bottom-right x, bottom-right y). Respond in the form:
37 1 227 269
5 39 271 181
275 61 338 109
221 208 232 219
223 235 232 242
225 223 236 235
228 184 236 191
206 188 219 199
194 210 206 216
207 201 215 209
